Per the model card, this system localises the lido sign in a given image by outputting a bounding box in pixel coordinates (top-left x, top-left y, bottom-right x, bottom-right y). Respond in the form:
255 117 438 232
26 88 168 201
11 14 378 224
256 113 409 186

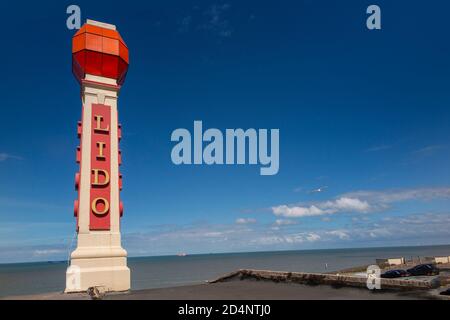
75 103 123 231
90 105 112 224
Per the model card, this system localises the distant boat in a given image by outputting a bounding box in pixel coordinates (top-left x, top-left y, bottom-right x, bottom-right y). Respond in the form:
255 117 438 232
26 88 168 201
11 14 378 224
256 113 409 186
177 253 187 257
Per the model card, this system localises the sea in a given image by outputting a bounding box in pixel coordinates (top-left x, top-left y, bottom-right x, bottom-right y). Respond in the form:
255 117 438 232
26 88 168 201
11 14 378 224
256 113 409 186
0 245 449 298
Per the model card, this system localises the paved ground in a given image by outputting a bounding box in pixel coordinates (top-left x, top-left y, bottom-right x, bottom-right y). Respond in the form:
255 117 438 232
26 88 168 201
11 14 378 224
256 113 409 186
3 279 446 300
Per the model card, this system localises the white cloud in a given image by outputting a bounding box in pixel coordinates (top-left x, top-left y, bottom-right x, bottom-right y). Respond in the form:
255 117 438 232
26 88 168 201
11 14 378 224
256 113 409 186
272 187 450 219
251 236 286 245
178 15 192 33
272 197 370 218
2 211 449 263
326 230 350 240
272 204 325 218
413 145 447 157
365 145 392 152
397 213 450 225
203 231 224 237
343 187 450 204
306 233 321 242
0 153 22 162
274 219 297 226
325 197 370 212
33 249 65 257
200 3 233 37
252 232 319 245
235 218 257 225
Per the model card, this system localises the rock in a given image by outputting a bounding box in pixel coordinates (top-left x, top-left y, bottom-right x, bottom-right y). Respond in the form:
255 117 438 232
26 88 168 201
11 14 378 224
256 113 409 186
87 286 107 300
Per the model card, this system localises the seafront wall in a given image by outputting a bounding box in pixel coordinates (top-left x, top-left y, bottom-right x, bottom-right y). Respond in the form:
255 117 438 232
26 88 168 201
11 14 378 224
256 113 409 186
210 269 441 290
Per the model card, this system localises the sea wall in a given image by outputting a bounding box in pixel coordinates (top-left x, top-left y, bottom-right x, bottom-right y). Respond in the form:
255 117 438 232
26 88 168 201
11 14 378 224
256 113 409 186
210 269 441 290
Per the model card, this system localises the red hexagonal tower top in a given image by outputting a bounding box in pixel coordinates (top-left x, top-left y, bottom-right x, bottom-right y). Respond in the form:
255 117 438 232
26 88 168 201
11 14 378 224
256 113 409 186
72 20 129 85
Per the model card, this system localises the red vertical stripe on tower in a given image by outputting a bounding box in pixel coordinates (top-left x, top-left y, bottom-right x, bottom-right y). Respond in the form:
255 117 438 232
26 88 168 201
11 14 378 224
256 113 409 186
90 104 111 230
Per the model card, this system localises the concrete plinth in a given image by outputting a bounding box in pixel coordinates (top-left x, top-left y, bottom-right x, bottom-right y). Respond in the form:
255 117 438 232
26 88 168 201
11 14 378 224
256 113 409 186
66 233 130 293
65 258 130 293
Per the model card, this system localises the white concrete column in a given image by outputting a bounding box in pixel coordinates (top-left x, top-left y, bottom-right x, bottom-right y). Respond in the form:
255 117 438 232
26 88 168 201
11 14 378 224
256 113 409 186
66 74 130 293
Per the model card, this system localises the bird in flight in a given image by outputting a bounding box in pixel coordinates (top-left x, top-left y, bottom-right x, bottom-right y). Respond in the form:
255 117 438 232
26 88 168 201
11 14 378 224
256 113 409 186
310 186 328 193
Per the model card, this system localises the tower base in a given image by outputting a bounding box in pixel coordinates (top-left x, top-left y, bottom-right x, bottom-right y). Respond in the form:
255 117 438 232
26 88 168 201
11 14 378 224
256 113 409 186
65 238 130 293
65 260 130 293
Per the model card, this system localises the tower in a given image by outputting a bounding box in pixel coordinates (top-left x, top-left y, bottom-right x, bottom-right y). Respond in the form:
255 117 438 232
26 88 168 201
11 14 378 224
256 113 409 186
66 20 130 293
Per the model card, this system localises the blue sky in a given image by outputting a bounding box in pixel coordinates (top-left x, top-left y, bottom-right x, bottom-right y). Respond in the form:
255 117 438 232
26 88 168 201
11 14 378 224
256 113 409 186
0 0 449 263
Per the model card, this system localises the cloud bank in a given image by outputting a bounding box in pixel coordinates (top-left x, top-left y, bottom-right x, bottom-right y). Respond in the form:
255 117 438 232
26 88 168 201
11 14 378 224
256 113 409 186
272 187 450 218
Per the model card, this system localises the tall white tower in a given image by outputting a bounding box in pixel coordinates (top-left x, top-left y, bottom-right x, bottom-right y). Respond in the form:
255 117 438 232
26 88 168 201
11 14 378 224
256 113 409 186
66 20 130 293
